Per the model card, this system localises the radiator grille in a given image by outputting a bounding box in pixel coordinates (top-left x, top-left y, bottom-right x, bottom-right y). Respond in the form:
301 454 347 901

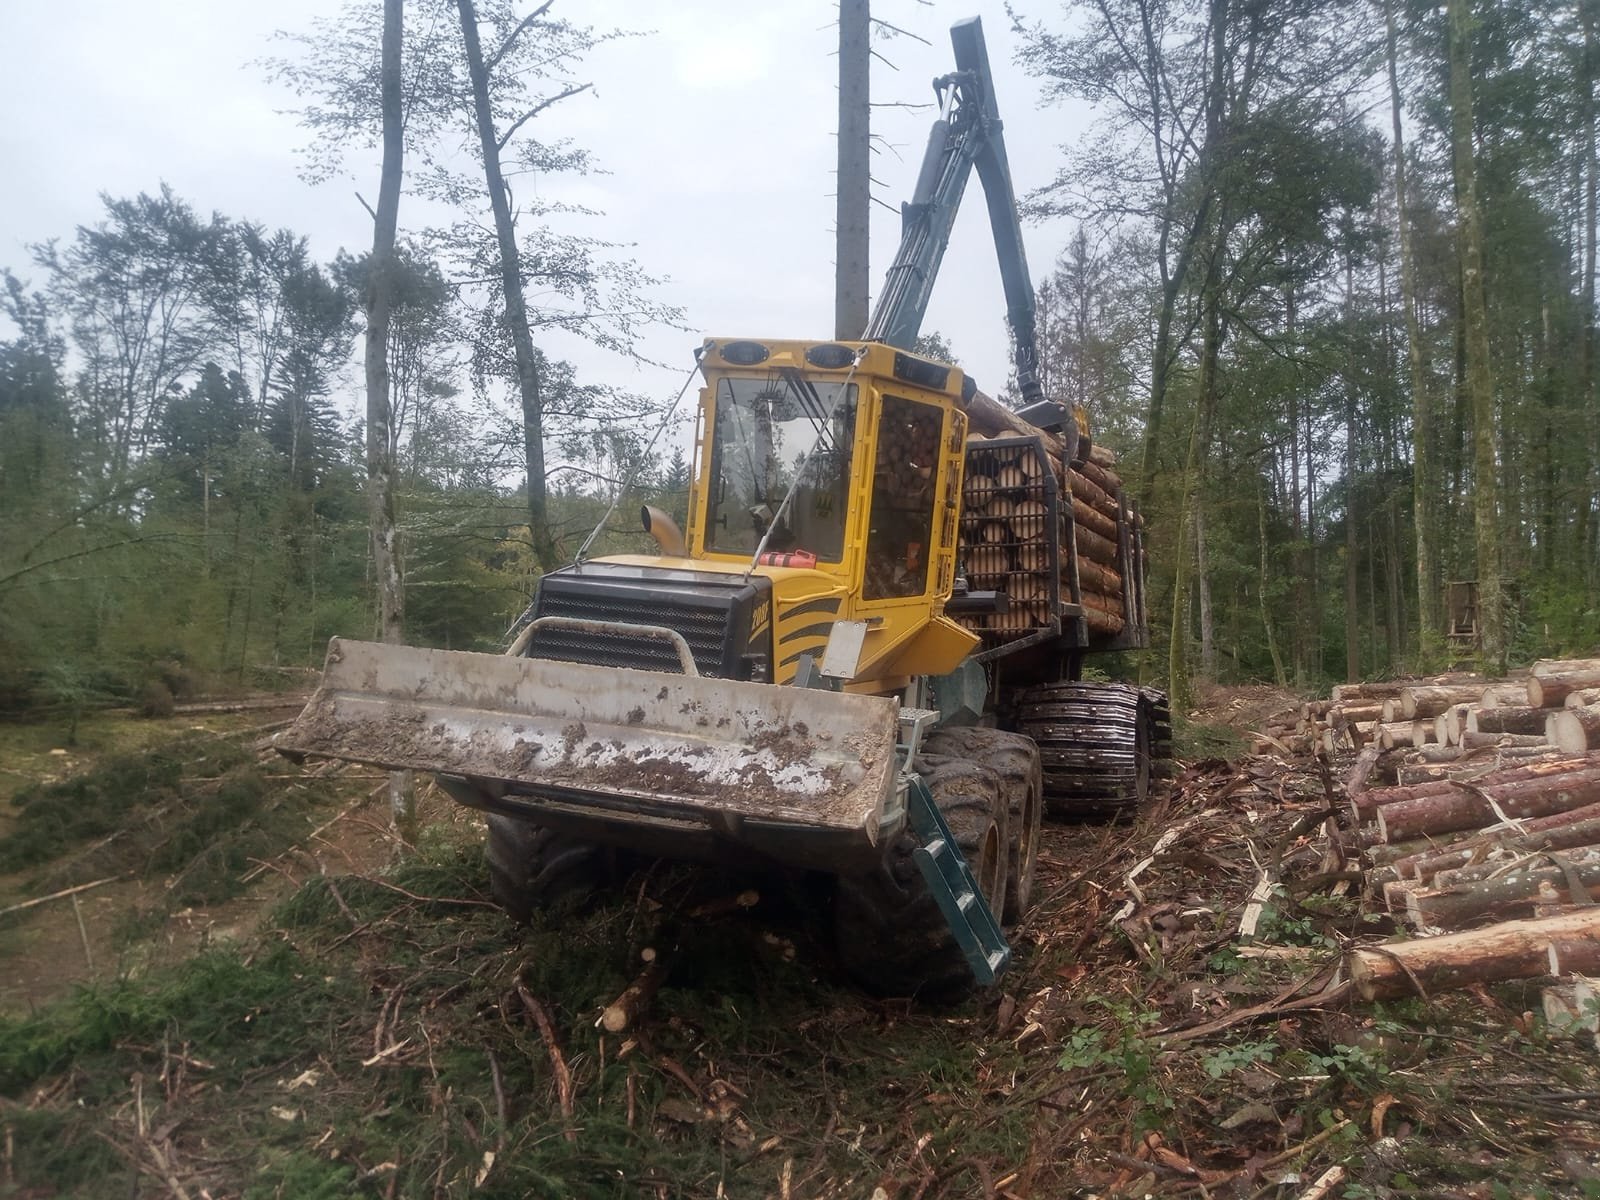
530 588 733 676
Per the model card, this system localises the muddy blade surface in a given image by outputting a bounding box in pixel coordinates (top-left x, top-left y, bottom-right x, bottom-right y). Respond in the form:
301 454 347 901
277 638 899 841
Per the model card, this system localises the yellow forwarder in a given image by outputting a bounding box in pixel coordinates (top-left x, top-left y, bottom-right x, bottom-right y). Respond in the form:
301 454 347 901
278 18 1167 998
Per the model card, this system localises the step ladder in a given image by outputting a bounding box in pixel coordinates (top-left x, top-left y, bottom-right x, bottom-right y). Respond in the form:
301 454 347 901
905 773 1011 985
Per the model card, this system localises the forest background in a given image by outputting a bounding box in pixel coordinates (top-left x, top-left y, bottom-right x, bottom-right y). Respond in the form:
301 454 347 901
2 0 1597 724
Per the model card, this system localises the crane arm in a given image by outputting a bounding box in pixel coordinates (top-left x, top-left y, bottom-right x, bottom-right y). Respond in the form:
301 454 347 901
863 17 1043 409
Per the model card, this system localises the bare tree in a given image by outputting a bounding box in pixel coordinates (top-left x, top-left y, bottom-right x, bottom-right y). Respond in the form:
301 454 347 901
364 0 414 837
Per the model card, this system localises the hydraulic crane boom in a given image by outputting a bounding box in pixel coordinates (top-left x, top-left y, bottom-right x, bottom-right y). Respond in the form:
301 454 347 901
864 17 1043 409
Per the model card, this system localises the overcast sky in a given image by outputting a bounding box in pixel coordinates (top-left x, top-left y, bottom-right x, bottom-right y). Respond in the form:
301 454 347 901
0 0 1091 425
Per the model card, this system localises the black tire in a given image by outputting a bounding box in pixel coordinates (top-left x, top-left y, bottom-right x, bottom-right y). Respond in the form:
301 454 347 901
1017 681 1150 820
484 813 616 923
923 727 1042 923
833 754 1007 999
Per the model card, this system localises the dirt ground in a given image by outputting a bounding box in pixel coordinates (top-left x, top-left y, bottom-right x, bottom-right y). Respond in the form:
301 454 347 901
1 686 1598 1198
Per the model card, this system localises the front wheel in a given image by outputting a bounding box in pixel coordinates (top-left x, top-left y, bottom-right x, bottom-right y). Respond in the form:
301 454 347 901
485 813 621 922
832 755 1007 1000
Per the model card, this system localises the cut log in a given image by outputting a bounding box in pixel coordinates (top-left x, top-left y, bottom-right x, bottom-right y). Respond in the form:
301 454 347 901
1481 683 1527 708
1076 456 1123 498
1330 701 1384 724
1331 681 1413 703
1390 801 1600 880
1072 523 1120 566
964 390 1067 459
1527 658 1600 708
1432 844 1600 889
1071 496 1120 543
1354 757 1595 815
1548 705 1600 755
1381 698 1401 723
1072 555 1122 595
1066 469 1119 521
1405 858 1600 928
1466 705 1552 737
1410 721 1434 748
1344 908 1600 1000
1458 731 1548 750
600 951 667 1033
1376 771 1600 843
1565 687 1600 709
1376 721 1416 750
1402 684 1492 720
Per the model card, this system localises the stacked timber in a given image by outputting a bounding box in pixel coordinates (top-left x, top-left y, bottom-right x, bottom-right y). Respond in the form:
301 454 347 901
1349 751 1600 931
954 405 1140 645
1287 665 1600 765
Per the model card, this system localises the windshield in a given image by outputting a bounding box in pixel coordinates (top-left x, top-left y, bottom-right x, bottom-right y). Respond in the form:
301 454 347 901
705 373 858 562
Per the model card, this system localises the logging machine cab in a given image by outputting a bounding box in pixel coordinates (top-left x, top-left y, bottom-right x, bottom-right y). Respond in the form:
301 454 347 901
538 337 981 694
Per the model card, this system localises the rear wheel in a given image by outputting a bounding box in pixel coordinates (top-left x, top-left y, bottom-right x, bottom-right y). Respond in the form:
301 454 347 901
923 727 1042 923
1017 681 1150 820
833 755 1007 999
485 813 620 922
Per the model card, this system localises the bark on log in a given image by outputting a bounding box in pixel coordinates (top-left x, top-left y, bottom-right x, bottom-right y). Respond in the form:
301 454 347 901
1066 469 1119 518
1466 705 1552 736
1071 496 1121 543
1527 659 1600 708
1459 731 1548 750
1331 702 1384 723
1548 705 1600 755
1376 721 1417 750
1377 772 1600 843
1072 523 1120 567
1345 909 1600 1000
964 390 1067 458
1481 683 1527 708
1073 555 1122 595
600 952 667 1034
1391 802 1600 880
1403 684 1493 719
1076 456 1123 498
1432 843 1600 889
1406 859 1600 928
1354 757 1595 814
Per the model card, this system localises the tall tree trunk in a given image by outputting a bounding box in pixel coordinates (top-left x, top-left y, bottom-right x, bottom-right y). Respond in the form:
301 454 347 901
1580 0 1598 578
1447 0 1504 671
1166 0 1229 706
1196 499 1215 679
457 0 561 573
365 0 414 839
1345 237 1360 683
835 0 870 339
1385 0 1440 660
1258 474 1287 687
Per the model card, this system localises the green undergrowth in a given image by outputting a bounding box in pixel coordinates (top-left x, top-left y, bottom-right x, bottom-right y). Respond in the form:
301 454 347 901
0 731 330 908
2 830 1038 1199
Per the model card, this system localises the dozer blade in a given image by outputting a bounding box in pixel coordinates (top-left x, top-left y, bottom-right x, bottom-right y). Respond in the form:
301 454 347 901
276 638 902 867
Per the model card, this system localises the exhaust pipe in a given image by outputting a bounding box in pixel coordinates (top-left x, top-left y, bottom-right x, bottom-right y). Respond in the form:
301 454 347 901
641 505 687 557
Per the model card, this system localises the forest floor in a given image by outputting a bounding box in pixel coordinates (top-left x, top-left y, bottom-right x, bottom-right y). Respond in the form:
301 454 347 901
1 687 1598 1199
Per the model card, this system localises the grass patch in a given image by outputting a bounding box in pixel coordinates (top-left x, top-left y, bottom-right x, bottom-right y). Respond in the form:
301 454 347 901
0 731 330 908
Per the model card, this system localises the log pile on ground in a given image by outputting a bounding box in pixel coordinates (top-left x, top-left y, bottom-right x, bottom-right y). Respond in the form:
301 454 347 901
1266 659 1600 766
955 399 1143 644
1250 664 1600 1014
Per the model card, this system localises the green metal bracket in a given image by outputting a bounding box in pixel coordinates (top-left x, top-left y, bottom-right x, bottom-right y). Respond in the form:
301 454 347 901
905 774 1011 985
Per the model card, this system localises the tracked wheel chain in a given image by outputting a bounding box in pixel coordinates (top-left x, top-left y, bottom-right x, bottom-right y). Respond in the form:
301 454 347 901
1017 682 1169 820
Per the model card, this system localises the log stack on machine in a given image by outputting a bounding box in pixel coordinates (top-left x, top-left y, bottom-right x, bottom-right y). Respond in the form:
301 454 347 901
952 413 1145 648
1254 656 1600 1012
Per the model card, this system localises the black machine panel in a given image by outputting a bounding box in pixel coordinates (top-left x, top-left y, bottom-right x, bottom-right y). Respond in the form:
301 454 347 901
524 561 772 681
